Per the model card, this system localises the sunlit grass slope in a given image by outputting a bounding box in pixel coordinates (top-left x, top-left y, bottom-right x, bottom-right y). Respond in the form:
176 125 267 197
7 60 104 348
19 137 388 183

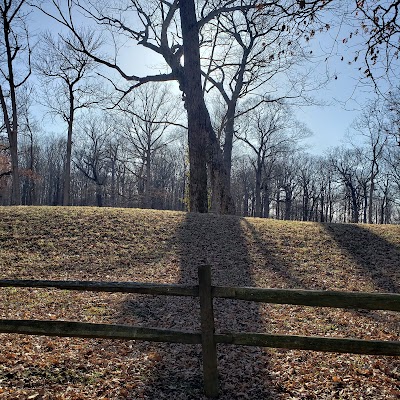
0 206 399 399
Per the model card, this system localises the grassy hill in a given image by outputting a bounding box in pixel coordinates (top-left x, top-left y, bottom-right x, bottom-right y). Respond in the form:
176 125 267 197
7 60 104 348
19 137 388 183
0 206 399 399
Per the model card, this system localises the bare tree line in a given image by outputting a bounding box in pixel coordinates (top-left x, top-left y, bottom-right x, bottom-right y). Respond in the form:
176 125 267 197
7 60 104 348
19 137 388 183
1 0 399 223
1 86 400 224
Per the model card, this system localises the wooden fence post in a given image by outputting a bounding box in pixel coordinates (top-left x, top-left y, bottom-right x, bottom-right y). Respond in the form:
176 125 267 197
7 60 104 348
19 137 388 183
198 265 219 398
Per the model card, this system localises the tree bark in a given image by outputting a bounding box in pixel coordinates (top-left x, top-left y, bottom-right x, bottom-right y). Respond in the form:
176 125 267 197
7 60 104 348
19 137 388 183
223 104 236 185
207 126 235 214
179 0 208 213
179 0 234 214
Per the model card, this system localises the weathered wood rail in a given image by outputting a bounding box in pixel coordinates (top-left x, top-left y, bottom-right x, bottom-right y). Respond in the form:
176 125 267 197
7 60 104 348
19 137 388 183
0 265 399 398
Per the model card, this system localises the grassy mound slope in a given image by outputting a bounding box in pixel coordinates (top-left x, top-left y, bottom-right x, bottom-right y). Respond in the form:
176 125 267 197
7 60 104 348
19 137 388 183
0 206 399 399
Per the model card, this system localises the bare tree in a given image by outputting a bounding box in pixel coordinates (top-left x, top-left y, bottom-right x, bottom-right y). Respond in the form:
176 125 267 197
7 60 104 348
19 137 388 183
236 99 309 217
296 153 319 221
329 147 367 223
73 113 113 207
0 0 32 204
151 144 186 211
40 134 65 206
351 1 400 85
119 83 182 209
231 156 254 216
35 0 336 214
385 145 400 198
19 85 40 205
34 30 100 205
352 99 388 223
202 1 329 192
314 156 336 223
385 87 400 146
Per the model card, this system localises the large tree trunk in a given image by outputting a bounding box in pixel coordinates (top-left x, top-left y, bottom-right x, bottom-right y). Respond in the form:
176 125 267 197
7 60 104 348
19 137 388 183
187 106 209 213
179 0 208 213
179 0 234 214
207 126 235 214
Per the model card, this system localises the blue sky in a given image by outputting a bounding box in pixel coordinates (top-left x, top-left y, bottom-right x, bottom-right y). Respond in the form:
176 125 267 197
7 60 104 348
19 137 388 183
100 6 386 156
297 67 376 154
30 4 383 156
116 39 375 156
293 12 383 155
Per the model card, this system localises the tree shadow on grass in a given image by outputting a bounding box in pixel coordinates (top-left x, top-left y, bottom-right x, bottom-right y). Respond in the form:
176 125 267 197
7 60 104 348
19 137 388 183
322 223 400 293
119 213 281 399
90 216 399 399
241 219 306 289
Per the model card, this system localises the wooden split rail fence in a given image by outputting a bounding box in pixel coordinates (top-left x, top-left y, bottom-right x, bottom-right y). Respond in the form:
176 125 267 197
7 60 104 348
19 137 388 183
0 265 399 398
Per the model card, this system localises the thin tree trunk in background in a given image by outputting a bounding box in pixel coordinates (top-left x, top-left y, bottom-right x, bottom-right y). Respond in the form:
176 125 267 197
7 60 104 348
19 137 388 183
223 105 236 186
0 85 20 206
63 86 74 206
110 156 116 207
1 8 22 205
263 186 270 218
368 181 374 224
284 187 292 220
9 134 20 205
362 185 368 224
28 131 35 205
254 166 262 217
145 146 151 208
96 185 103 207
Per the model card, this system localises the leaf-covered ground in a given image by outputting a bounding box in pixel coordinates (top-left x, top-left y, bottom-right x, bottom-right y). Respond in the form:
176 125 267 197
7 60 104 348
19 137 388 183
0 206 399 399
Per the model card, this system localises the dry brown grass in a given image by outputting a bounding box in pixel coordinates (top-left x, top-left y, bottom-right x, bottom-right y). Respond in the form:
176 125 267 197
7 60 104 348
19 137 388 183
0 206 399 399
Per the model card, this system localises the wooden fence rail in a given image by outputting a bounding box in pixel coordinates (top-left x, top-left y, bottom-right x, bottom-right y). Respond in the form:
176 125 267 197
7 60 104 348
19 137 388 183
0 265 399 398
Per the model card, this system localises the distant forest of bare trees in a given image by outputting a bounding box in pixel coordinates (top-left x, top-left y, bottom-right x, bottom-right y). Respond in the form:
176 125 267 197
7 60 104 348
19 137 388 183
1 1 399 223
